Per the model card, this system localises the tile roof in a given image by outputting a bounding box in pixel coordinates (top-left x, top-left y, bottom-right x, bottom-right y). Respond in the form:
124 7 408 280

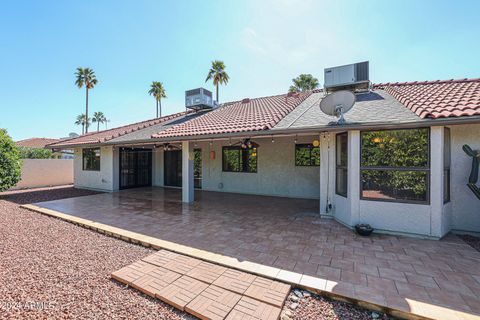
16 137 61 148
48 111 189 147
151 91 312 138
374 78 480 119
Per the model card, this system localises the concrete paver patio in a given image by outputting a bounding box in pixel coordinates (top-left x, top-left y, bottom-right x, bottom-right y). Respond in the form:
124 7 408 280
112 249 288 320
31 187 480 319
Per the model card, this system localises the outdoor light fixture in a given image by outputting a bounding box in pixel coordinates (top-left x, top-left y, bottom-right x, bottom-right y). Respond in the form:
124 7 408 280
294 135 298 144
312 139 320 147
271 136 275 143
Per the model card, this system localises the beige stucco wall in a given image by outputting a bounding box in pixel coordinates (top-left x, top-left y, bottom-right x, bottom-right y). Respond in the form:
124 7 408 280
196 135 320 199
449 123 480 233
152 135 320 199
73 146 119 191
12 159 73 189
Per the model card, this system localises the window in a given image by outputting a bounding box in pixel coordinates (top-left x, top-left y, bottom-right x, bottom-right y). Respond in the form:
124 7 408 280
82 148 100 171
444 128 451 203
336 133 348 197
295 144 320 166
222 146 257 173
360 128 430 203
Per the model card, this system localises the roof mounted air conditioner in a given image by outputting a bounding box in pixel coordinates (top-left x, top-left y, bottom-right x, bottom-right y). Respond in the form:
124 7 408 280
324 61 370 92
185 88 215 111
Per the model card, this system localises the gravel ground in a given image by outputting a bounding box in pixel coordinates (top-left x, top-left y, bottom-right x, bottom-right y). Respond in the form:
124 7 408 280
0 187 193 320
281 289 391 320
459 234 480 252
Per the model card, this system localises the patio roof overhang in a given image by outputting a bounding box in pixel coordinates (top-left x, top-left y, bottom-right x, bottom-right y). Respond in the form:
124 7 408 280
50 115 480 149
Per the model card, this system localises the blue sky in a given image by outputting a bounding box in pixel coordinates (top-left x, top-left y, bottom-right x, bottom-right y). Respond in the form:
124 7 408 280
1 0 479 140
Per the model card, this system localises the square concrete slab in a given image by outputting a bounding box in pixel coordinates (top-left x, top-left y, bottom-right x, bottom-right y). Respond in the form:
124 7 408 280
186 261 228 284
111 260 157 285
244 277 290 307
131 266 182 297
142 249 180 267
163 254 203 274
185 285 241 320
213 269 257 294
225 296 281 320
157 275 209 311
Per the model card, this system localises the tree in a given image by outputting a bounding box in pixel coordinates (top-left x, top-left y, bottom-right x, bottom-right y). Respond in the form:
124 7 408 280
92 111 107 132
17 146 53 159
75 67 98 133
148 82 167 118
205 60 229 103
289 74 319 92
0 129 22 191
75 114 90 135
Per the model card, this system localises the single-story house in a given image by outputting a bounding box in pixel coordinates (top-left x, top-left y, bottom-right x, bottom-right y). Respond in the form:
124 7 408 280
48 77 480 239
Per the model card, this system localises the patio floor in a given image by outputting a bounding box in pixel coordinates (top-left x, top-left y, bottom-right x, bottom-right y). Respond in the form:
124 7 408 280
32 187 480 319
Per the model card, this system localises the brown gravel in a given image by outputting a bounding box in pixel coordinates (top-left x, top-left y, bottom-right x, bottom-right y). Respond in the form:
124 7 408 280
281 289 392 320
0 187 194 319
459 234 480 252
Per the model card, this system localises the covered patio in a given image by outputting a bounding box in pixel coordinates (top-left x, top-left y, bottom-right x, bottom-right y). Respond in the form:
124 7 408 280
32 187 480 318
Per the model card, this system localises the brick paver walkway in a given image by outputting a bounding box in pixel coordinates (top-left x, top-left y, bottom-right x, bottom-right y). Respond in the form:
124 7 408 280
112 249 289 320
35 187 480 318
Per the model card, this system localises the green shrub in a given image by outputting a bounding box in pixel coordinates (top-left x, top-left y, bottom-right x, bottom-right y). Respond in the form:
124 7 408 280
17 146 53 159
0 129 22 191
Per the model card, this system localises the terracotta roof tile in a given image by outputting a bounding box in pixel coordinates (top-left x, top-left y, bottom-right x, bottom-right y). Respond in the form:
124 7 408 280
374 78 480 119
16 138 61 148
48 111 189 147
152 91 312 138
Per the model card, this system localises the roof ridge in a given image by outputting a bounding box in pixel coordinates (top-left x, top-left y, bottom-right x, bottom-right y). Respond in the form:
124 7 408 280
218 88 320 107
374 77 480 87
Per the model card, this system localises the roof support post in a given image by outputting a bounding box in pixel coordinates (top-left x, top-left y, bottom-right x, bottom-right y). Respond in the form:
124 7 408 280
182 141 194 203
348 130 361 226
430 126 446 237
320 132 335 217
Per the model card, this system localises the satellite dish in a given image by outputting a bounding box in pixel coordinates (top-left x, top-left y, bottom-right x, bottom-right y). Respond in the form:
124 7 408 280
319 90 356 125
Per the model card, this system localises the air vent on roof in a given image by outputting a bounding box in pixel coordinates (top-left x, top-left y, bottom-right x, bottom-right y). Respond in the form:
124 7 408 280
324 61 370 93
185 87 215 111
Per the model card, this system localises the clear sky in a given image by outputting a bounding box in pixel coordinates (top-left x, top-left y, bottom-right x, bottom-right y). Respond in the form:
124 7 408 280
1 0 479 140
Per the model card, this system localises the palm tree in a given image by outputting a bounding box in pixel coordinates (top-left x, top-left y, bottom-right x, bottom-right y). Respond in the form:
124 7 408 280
148 82 167 118
75 68 98 133
92 111 107 132
75 114 90 135
205 60 229 103
289 74 319 93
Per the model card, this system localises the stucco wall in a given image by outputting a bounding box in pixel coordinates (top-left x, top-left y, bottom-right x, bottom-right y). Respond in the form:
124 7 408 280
449 123 480 233
12 159 73 189
198 136 320 199
358 200 432 236
154 136 320 199
74 146 118 191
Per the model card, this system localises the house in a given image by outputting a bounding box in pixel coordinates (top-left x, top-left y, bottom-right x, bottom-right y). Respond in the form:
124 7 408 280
48 76 480 239
16 137 74 159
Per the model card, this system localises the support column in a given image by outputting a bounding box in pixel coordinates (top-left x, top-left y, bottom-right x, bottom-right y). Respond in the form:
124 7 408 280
430 126 445 237
182 141 194 203
320 132 335 217
348 130 360 226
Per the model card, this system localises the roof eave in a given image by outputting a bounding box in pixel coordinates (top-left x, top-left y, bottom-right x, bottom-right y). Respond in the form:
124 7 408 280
49 115 479 148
